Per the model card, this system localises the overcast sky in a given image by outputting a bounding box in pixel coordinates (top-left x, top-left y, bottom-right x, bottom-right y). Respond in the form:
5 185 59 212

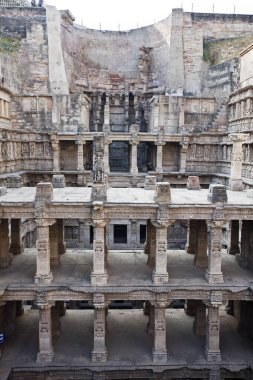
46 0 253 30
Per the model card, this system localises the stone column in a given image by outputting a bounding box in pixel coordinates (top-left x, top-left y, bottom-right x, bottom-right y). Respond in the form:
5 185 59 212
35 219 55 285
186 220 198 255
193 301 206 336
104 93 110 127
229 133 249 191
130 141 139 175
9 219 24 255
51 139 60 172
153 303 167 363
0 219 11 268
147 303 155 336
103 139 110 174
179 143 188 173
49 221 60 267
91 222 108 286
52 303 61 337
76 140 85 171
146 221 156 268
37 302 54 364
205 302 221 362
194 220 208 269
16 301 24 317
155 142 164 173
238 220 253 269
57 220 66 255
229 220 240 255
205 221 224 284
152 222 170 285
92 295 107 363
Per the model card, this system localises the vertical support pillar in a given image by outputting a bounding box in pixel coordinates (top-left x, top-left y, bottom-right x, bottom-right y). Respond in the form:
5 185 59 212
51 138 60 172
147 303 155 336
229 133 248 191
186 220 198 254
205 221 224 284
130 141 139 175
57 219 66 255
35 219 55 285
153 303 167 363
76 140 85 171
193 301 206 336
179 143 188 173
194 220 208 269
0 219 11 268
52 303 61 337
146 221 156 269
37 302 54 364
237 220 251 268
229 220 240 255
104 139 110 174
49 222 60 267
92 295 107 363
155 142 164 173
152 222 170 285
205 302 221 362
91 222 108 286
9 219 24 255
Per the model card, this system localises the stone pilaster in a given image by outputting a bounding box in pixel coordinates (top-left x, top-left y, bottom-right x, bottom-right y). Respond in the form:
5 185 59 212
229 220 240 255
51 137 60 172
36 302 54 364
49 221 60 267
52 302 61 337
179 143 188 173
9 219 24 255
103 138 111 174
229 133 249 191
194 220 208 269
91 202 108 286
205 300 222 362
0 219 11 268
35 219 55 285
152 303 167 363
155 142 165 173
57 219 66 255
76 139 85 171
205 221 224 284
193 301 206 336
92 294 107 363
152 221 171 285
147 303 155 336
130 141 139 175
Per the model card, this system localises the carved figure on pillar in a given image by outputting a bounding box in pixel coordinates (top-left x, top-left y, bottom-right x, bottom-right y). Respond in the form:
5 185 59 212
36 301 54 364
151 297 170 363
205 218 225 284
204 294 222 363
92 294 108 363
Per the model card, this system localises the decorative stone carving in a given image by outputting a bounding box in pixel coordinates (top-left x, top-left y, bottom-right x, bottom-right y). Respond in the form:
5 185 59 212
154 182 171 204
207 184 227 204
6 175 23 188
144 175 156 190
187 176 201 190
52 174 66 188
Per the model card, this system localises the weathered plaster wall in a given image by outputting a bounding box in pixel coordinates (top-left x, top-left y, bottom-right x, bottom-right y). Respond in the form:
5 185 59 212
239 44 253 88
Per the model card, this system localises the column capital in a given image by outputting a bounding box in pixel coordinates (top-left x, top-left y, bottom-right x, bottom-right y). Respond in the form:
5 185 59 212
75 137 86 145
37 301 55 310
155 141 166 146
129 139 139 146
35 218 56 228
151 219 175 228
93 293 108 309
229 133 249 143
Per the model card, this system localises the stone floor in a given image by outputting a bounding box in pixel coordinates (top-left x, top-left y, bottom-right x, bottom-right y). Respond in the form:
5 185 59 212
1 308 253 369
0 249 252 289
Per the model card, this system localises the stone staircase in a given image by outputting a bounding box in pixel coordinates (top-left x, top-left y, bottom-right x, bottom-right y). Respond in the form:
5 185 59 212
202 103 228 133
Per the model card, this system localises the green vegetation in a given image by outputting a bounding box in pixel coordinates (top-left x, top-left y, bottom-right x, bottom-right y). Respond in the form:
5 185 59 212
0 36 21 54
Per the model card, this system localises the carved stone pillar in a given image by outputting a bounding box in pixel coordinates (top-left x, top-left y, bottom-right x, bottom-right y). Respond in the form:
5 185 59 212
205 221 224 284
152 221 171 285
229 220 240 255
205 301 222 362
186 220 198 254
92 295 107 363
147 303 155 336
179 143 188 173
57 219 66 255
16 301 24 317
51 140 60 172
229 133 249 191
35 219 55 285
49 222 60 267
76 140 85 171
155 142 164 173
238 220 253 269
153 303 167 363
104 139 110 174
91 222 108 286
193 301 206 336
9 219 24 255
0 219 11 268
104 94 110 127
37 302 54 364
194 220 208 269
147 221 156 268
130 141 139 175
